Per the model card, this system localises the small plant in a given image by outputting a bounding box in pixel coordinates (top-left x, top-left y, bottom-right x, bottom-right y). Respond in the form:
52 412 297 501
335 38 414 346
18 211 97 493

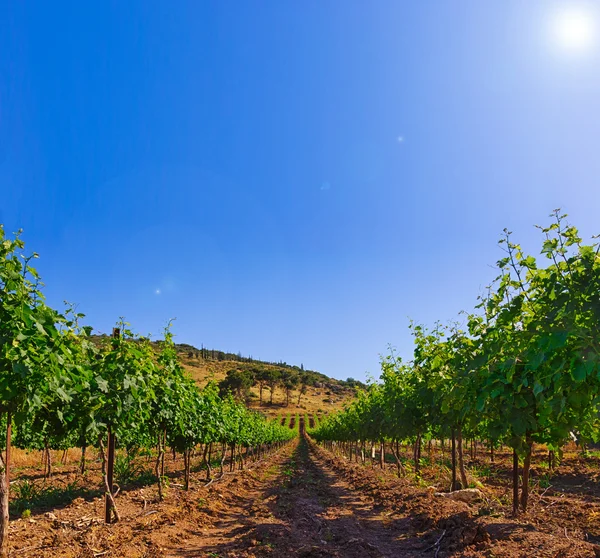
114 451 146 485
415 474 429 488
282 462 295 478
10 479 93 517
12 481 41 502
538 473 552 489
136 470 157 487
20 509 31 519
113 450 156 487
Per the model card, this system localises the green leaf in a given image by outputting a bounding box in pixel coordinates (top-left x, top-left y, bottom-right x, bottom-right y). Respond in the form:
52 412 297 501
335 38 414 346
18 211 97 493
56 386 71 402
96 376 109 393
571 361 589 382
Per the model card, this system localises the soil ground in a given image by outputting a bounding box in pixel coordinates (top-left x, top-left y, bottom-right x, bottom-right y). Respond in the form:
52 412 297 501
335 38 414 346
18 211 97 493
7 432 600 557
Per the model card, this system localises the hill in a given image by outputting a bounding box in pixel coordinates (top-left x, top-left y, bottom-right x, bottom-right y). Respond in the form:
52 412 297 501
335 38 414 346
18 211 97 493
176 343 359 418
91 334 360 418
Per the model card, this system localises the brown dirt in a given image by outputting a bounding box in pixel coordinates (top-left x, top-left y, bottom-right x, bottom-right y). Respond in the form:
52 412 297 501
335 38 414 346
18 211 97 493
165 436 429 558
7 445 292 557
312 442 599 557
6 439 600 557
402 442 600 547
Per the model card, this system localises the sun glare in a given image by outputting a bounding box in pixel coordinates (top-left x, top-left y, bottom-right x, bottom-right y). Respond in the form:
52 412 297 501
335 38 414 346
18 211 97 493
550 5 597 55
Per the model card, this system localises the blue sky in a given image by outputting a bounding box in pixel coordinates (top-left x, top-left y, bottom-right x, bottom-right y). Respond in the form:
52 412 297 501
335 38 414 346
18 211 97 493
2 1 600 381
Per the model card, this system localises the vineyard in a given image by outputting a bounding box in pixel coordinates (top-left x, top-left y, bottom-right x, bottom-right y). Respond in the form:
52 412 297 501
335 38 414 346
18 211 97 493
306 212 600 553
0 227 295 557
2 211 600 557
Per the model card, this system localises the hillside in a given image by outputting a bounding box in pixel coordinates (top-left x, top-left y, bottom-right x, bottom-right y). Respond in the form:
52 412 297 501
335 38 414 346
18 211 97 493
90 334 359 418
175 343 358 418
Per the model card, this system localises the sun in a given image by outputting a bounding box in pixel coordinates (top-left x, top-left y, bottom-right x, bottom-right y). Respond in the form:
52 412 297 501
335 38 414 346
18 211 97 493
550 4 597 55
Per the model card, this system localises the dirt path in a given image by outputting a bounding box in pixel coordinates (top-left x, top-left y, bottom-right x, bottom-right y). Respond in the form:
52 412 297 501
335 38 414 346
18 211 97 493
9 435 597 556
165 436 427 558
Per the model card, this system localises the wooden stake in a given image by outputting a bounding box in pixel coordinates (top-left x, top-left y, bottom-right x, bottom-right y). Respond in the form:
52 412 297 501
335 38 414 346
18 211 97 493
105 327 119 523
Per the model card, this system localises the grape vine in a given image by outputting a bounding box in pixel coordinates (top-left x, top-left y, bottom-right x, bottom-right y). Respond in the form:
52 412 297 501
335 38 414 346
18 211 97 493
311 211 600 516
0 225 295 555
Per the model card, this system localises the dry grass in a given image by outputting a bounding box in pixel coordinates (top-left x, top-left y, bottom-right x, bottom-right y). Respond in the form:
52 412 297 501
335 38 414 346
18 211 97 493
11 447 84 470
180 357 353 419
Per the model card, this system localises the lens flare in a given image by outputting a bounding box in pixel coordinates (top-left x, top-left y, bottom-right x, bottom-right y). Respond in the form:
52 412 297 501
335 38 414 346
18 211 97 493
550 5 597 55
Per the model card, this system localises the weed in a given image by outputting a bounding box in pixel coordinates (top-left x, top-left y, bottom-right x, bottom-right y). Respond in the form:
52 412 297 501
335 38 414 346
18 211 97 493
415 474 433 489
136 470 157 486
498 493 511 506
471 465 492 479
282 467 294 478
537 473 552 489
114 451 146 485
10 479 99 517
418 456 432 467
12 480 41 502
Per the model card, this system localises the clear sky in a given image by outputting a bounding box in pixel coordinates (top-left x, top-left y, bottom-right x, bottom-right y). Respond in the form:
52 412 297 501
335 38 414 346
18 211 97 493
2 1 600 381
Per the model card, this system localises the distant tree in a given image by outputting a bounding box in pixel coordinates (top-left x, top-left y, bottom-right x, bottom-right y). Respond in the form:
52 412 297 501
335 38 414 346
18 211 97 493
344 377 362 388
302 372 318 387
218 368 253 401
253 367 270 407
281 370 299 407
297 372 312 406
263 369 281 405
297 383 308 406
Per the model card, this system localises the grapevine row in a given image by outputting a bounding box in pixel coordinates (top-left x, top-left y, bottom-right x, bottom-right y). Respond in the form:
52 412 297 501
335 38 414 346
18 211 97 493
311 211 600 516
0 226 295 557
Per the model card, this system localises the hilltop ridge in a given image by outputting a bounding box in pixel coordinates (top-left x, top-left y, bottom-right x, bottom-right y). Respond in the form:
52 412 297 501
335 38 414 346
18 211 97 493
91 334 361 417
174 341 361 418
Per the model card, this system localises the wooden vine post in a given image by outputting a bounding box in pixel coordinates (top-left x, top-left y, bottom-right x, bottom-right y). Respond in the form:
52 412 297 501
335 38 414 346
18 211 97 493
5 413 11 489
451 430 457 491
105 327 119 524
512 450 519 516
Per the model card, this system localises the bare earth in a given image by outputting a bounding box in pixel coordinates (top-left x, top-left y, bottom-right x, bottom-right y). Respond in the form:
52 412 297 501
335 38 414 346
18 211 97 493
8 436 600 557
166 437 423 558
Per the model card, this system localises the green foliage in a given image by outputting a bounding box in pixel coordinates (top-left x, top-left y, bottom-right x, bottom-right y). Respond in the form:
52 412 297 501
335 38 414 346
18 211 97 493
10 479 93 517
0 226 70 425
313 211 600 465
0 227 295 512
219 368 254 400
114 450 148 485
